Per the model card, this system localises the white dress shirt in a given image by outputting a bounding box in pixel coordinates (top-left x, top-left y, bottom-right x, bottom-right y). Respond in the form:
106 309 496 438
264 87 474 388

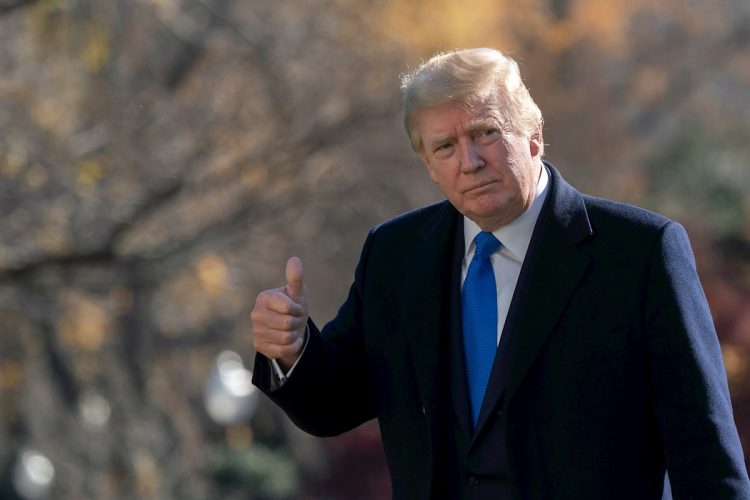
461 165 549 345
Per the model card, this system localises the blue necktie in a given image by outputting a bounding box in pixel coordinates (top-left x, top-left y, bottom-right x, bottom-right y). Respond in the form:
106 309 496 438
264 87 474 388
462 231 501 427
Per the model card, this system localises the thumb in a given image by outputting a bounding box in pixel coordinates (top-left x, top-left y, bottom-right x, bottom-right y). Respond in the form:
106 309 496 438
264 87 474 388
284 256 306 303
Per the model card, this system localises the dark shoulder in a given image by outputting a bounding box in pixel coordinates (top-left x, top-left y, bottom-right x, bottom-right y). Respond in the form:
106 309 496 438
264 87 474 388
370 200 453 240
353 200 455 284
581 194 673 236
567 194 685 275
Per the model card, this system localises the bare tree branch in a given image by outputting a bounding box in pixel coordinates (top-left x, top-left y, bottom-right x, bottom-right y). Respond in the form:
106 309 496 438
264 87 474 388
0 0 39 15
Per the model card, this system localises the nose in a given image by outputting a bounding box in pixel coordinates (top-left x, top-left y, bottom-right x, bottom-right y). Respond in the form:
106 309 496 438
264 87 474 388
459 140 485 173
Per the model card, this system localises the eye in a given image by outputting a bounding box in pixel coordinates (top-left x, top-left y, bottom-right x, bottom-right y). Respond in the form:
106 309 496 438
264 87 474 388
476 128 500 144
433 143 454 156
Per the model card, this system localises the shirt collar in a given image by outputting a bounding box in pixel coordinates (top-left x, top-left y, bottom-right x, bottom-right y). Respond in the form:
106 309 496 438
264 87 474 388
463 164 550 263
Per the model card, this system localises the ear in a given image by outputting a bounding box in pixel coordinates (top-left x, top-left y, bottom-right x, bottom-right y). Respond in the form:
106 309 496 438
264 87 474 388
529 127 543 158
418 150 439 183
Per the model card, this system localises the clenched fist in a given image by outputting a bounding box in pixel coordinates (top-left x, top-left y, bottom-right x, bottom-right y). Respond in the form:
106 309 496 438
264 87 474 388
251 256 309 371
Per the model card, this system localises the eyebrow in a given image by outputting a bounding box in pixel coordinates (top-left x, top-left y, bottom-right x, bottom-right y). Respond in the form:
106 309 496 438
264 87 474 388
426 133 456 150
424 115 502 152
467 117 499 135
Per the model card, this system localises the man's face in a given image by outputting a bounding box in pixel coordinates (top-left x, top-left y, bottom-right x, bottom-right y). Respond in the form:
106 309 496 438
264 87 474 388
417 100 542 231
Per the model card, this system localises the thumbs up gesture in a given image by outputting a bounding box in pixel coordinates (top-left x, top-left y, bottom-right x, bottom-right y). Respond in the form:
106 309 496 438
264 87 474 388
251 257 309 371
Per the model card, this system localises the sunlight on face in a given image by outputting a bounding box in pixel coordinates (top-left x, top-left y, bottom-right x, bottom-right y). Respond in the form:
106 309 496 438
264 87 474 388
417 101 542 231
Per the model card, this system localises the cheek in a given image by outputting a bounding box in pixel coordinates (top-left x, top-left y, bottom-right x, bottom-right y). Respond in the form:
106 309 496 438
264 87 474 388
506 155 532 183
427 160 458 186
428 168 440 184
422 160 439 183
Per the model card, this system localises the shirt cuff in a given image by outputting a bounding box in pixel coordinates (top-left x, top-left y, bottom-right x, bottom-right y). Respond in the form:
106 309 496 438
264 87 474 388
269 324 309 387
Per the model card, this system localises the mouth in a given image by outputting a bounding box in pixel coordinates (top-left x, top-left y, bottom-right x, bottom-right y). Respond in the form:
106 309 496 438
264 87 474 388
463 180 496 194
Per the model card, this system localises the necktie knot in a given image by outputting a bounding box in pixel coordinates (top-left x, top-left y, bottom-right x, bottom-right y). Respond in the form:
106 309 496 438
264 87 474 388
474 232 500 259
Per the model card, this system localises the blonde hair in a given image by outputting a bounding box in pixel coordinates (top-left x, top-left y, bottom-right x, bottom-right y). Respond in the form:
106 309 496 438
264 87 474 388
400 48 543 154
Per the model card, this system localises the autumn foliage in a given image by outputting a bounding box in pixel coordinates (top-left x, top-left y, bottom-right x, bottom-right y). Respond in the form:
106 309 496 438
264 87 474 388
0 0 749 498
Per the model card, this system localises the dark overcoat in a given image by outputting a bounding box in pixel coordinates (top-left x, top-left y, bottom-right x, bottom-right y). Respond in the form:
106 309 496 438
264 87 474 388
253 163 750 499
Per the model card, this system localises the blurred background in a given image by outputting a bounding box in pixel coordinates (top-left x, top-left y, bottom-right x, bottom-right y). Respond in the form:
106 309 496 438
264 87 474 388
0 0 749 498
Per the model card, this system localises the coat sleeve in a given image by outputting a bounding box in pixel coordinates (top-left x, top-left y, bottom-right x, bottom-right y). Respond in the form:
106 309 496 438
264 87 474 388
252 229 377 437
645 221 750 498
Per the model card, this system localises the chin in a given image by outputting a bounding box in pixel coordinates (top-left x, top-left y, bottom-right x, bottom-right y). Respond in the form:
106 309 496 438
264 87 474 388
470 200 510 218
471 203 523 227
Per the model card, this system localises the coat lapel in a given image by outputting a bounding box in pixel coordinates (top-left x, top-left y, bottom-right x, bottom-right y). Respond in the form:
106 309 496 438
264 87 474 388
447 218 474 439
402 202 461 414
473 164 593 440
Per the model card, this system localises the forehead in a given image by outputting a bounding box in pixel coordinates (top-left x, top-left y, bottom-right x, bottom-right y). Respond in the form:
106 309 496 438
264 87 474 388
417 101 499 139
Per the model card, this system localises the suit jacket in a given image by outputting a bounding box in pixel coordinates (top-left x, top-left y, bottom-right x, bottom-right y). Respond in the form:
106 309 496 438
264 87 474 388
253 163 750 499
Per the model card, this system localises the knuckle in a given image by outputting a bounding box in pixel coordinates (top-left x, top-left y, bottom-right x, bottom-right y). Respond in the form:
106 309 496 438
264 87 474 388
280 331 295 345
278 300 293 315
282 316 296 331
251 330 266 345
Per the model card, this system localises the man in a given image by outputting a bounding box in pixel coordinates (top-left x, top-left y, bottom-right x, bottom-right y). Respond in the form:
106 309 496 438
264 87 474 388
251 48 750 499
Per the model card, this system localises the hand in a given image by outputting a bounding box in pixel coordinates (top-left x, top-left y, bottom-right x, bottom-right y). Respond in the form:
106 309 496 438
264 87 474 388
251 256 309 371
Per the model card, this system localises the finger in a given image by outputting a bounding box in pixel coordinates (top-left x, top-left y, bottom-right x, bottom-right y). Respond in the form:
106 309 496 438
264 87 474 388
251 309 306 332
253 328 305 349
252 325 301 347
257 290 305 316
285 256 305 302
